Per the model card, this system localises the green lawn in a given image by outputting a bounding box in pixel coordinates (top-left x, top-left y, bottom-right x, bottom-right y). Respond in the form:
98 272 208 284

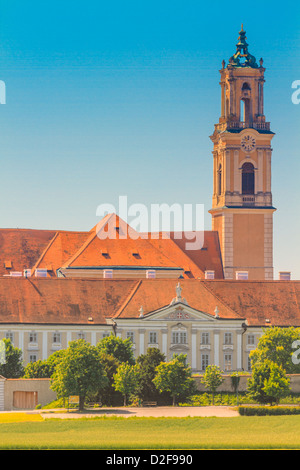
0 415 300 449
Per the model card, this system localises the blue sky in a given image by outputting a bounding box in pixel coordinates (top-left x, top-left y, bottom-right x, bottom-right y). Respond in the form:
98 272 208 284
0 0 299 278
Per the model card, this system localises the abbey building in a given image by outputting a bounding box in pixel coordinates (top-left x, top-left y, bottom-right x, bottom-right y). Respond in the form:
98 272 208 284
0 27 298 373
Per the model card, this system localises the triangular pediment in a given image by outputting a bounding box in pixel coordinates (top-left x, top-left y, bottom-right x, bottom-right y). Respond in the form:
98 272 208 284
141 302 216 322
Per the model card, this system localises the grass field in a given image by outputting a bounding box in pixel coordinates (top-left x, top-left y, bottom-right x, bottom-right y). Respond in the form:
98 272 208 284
0 414 300 449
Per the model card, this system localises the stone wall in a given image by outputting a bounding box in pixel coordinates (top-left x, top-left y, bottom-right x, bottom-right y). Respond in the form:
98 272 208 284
3 378 56 411
193 374 300 393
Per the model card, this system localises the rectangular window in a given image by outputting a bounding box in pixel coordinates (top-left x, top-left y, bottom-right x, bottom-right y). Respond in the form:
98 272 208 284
29 355 37 363
146 270 156 279
5 332 14 343
77 332 86 340
126 331 135 343
201 354 209 371
236 271 248 280
29 332 37 343
149 332 157 344
103 269 113 279
247 355 252 371
102 332 110 339
172 331 187 344
53 333 61 343
201 332 209 345
247 334 255 346
224 354 232 371
224 333 232 345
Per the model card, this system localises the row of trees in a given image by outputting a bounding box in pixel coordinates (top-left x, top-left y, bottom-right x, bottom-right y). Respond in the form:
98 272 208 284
21 336 197 410
0 327 300 408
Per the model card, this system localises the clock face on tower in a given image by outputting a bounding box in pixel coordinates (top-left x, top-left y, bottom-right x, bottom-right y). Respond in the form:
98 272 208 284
241 134 256 152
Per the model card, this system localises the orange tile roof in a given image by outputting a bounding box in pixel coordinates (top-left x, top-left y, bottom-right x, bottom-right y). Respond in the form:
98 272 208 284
31 231 90 277
0 214 224 279
0 277 137 325
202 280 300 327
0 278 299 327
61 214 183 270
0 229 56 277
145 231 224 279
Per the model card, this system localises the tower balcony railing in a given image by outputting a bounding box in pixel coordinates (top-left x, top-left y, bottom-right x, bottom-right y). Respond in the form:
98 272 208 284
215 121 270 132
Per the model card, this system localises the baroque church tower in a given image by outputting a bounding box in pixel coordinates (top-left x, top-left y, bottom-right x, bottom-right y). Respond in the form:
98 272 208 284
209 26 276 280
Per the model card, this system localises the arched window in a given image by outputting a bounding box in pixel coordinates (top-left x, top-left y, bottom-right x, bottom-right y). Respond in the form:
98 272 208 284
242 162 255 195
217 164 222 196
242 82 251 91
241 83 251 124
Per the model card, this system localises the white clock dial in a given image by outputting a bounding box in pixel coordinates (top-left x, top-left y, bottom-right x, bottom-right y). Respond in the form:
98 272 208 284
241 135 256 152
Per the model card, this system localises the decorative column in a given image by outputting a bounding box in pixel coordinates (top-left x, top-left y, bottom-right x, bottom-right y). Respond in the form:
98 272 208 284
257 149 264 193
213 330 220 367
191 329 197 371
236 330 243 370
266 150 272 194
139 329 145 356
225 150 231 194
42 331 48 360
233 150 240 194
19 331 24 359
67 331 72 346
91 331 97 346
221 82 225 118
162 329 168 357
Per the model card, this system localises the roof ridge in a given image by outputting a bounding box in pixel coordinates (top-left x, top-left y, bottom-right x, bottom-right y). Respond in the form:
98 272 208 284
200 280 243 319
114 280 143 318
61 214 114 267
31 232 60 275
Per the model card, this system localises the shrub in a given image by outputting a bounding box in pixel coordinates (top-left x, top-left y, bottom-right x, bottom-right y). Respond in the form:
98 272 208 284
238 406 300 416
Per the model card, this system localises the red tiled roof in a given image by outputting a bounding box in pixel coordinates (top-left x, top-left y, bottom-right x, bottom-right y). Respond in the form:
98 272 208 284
62 215 183 270
202 280 300 327
0 215 224 279
145 231 224 279
0 277 137 325
31 231 90 276
115 279 236 319
0 229 56 277
0 278 299 327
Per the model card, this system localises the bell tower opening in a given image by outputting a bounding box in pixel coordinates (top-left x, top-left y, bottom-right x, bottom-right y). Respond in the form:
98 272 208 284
240 82 251 124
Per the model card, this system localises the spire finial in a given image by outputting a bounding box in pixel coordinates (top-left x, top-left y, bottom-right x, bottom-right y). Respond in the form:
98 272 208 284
228 26 258 68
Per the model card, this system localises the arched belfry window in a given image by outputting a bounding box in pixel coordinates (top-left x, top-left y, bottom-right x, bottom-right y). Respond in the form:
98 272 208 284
240 83 251 124
242 82 251 91
217 164 222 196
242 162 255 195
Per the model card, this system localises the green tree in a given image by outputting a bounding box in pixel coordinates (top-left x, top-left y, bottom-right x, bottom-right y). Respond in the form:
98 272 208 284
23 359 51 378
112 363 140 406
250 327 300 373
23 349 66 378
230 371 242 405
136 348 166 402
201 365 224 405
50 340 108 411
247 359 290 405
153 354 196 406
97 334 135 365
96 352 122 406
0 338 24 378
